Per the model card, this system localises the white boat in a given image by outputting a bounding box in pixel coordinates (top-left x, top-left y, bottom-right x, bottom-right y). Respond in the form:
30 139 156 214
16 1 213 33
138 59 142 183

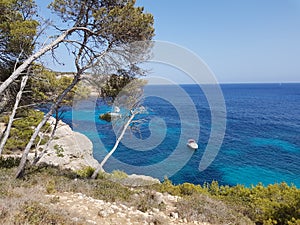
109 112 121 117
187 139 198 150
114 106 120 113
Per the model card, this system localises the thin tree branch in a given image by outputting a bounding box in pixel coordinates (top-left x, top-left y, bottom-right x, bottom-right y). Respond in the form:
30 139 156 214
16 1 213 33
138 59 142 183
0 74 29 156
0 26 95 96
15 72 81 178
91 110 138 179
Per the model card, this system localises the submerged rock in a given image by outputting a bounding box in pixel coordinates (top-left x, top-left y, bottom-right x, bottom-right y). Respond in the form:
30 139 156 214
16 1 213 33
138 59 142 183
99 112 121 122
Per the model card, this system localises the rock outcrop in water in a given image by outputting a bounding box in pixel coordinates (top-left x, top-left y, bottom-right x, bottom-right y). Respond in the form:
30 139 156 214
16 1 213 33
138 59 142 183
1 116 160 186
0 117 99 170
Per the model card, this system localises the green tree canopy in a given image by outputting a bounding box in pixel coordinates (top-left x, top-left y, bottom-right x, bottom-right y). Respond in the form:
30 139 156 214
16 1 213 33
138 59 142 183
0 0 38 79
0 0 155 178
0 0 38 113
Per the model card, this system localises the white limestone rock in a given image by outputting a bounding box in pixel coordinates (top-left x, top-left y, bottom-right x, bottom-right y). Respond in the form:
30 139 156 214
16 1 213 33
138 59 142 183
34 117 99 171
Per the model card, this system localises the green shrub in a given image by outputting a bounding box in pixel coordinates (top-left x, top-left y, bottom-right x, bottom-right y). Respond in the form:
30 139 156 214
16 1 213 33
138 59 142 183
135 191 166 212
179 182 203 196
0 157 20 168
207 182 300 225
96 171 109 179
288 218 300 225
0 115 9 123
46 180 56 194
156 178 205 197
76 166 95 178
154 178 300 224
1 109 51 153
176 193 253 224
111 170 128 179
14 201 71 225
53 144 64 157
157 178 181 196
92 180 133 202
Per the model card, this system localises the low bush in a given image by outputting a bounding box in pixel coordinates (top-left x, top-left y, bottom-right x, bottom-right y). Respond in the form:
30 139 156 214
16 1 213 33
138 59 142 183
134 190 166 213
0 157 20 168
111 170 128 179
1 161 299 224
76 166 95 178
92 179 134 202
177 193 253 224
157 178 300 225
156 178 181 196
14 201 73 225
0 109 51 153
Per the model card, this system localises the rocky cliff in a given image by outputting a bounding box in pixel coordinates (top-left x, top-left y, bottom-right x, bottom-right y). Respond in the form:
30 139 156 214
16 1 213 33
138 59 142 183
33 117 100 171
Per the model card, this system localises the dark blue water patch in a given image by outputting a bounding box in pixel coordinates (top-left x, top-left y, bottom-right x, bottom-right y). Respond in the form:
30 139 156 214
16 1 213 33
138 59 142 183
247 138 300 174
251 138 300 153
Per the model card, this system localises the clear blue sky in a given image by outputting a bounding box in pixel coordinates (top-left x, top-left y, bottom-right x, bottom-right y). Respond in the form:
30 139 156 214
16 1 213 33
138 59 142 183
36 0 300 83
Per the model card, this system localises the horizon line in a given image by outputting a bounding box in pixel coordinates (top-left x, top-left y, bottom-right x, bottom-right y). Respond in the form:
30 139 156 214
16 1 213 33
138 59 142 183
144 81 300 85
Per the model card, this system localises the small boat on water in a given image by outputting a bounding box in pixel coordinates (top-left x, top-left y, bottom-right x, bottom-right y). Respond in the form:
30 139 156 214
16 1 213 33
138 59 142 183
187 139 198 150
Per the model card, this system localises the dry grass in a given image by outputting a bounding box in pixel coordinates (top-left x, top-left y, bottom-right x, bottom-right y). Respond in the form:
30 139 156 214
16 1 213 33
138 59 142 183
0 158 254 225
176 193 254 225
0 160 135 224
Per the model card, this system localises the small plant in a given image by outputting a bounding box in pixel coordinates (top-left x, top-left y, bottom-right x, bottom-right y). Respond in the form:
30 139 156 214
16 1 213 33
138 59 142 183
53 144 64 157
49 196 60 204
14 201 70 225
135 191 166 213
179 182 203 196
46 180 56 194
96 170 109 179
0 157 20 168
157 178 181 196
76 166 95 178
111 170 128 179
92 180 133 202
1 110 51 153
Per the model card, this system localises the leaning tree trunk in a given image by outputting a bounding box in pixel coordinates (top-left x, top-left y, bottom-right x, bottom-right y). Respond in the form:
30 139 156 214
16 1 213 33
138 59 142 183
15 75 81 178
91 112 137 179
32 108 59 165
0 75 29 156
0 28 79 97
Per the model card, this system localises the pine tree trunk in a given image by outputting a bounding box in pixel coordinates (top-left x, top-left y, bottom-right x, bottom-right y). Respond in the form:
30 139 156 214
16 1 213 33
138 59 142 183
15 75 81 178
0 75 29 156
91 112 136 179
0 29 72 96
32 108 59 165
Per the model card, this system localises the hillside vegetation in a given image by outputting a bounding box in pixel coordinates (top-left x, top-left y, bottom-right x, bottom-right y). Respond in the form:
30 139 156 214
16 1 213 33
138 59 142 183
0 158 299 225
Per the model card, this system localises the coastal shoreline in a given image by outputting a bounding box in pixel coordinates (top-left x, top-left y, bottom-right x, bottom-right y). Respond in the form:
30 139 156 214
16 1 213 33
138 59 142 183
1 116 160 185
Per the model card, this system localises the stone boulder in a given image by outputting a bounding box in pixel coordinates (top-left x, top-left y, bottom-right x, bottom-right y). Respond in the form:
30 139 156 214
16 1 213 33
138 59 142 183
32 117 99 171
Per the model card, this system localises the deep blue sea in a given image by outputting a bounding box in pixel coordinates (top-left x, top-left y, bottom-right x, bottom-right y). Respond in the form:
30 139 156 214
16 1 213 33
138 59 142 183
60 83 300 187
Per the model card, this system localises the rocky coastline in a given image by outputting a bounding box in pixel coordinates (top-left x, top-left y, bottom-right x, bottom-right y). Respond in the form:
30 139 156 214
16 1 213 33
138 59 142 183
1 116 160 185
32 117 100 171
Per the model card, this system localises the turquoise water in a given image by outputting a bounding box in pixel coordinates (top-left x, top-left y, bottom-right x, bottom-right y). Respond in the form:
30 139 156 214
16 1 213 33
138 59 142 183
58 83 300 187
